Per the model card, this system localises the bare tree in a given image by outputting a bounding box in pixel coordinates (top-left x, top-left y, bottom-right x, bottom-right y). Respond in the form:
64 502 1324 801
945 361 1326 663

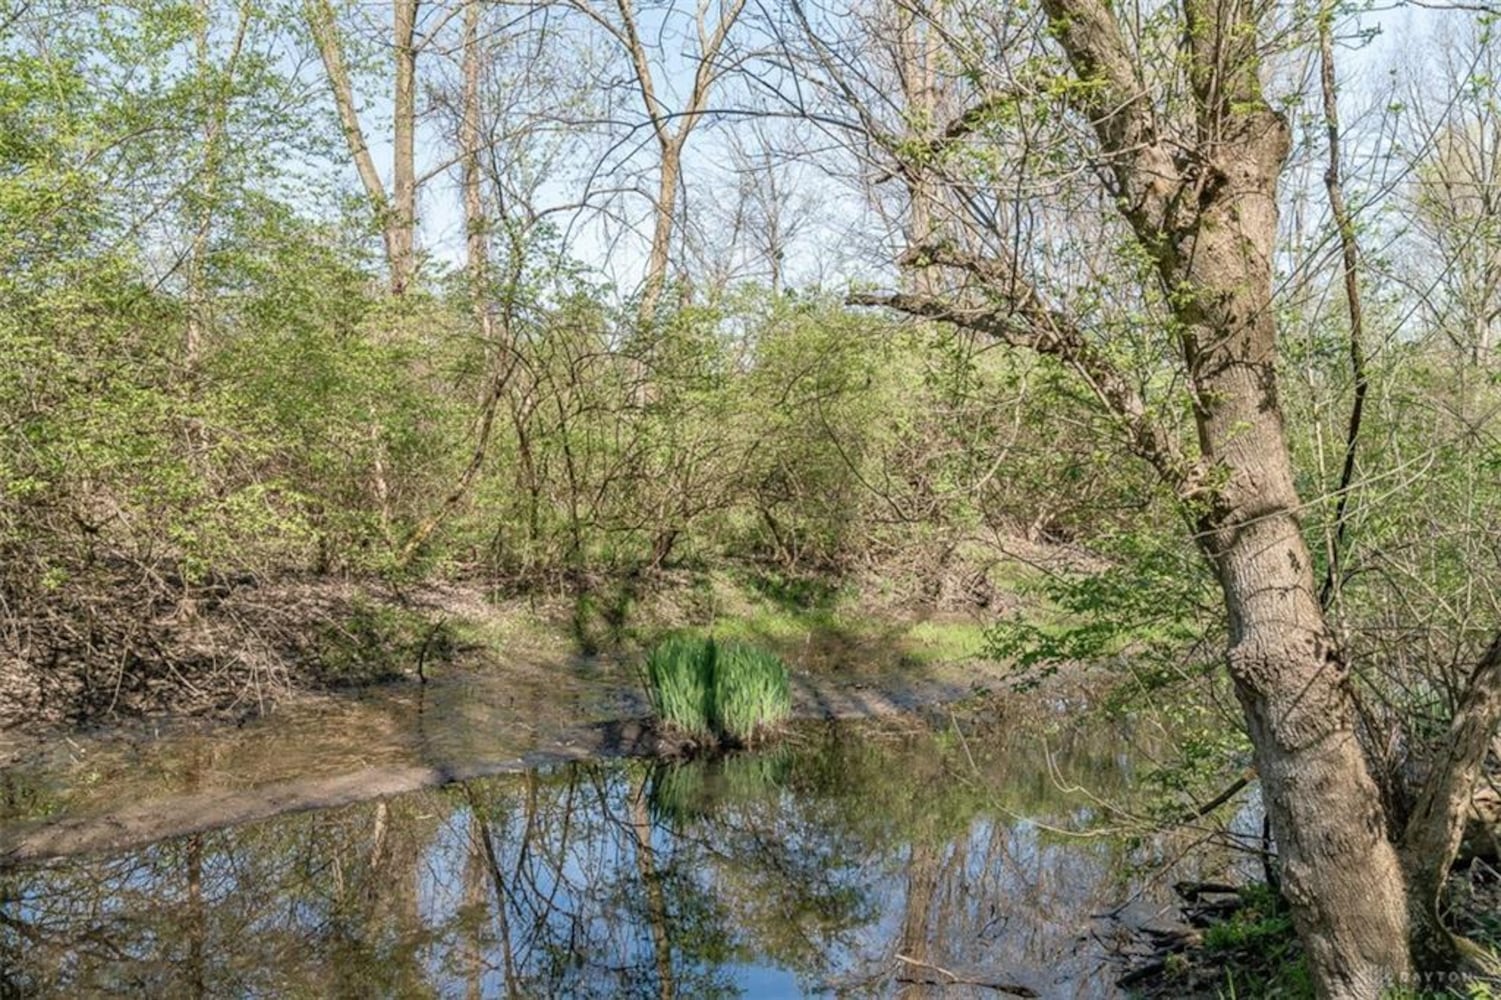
890 1 950 295
1406 18 1501 366
304 0 421 296
399 0 514 562
682 118 818 298
184 1 252 367
560 0 748 323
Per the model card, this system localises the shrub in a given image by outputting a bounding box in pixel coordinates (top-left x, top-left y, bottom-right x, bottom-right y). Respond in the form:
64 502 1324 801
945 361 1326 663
643 636 792 746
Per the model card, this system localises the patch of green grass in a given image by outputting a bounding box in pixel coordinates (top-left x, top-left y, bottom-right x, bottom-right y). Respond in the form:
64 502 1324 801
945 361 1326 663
711 641 792 742
901 620 988 664
706 603 841 645
744 571 846 610
644 635 791 745
1203 884 1311 998
645 635 716 741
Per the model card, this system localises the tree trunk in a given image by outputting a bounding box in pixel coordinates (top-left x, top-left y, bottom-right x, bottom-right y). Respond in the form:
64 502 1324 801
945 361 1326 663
1162 97 1411 994
639 137 681 324
1401 633 1501 974
1212 518 1411 994
894 2 945 297
305 0 417 296
1023 0 1418 987
390 0 418 295
396 0 509 564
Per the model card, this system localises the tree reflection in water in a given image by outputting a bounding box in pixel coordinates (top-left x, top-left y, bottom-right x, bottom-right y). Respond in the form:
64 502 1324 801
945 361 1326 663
1 720 1194 998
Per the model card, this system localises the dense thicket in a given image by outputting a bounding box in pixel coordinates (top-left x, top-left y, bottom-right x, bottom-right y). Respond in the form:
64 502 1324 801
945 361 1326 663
0 3 1155 716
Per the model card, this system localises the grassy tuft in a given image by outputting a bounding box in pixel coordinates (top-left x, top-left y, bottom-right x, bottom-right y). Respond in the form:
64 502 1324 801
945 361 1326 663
645 635 715 741
643 635 791 746
710 641 792 742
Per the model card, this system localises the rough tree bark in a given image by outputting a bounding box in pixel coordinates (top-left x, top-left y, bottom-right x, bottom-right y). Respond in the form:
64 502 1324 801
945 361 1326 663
843 0 1501 990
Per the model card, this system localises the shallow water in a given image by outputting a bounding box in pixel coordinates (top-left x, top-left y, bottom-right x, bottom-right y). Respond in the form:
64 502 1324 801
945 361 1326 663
0 709 1209 998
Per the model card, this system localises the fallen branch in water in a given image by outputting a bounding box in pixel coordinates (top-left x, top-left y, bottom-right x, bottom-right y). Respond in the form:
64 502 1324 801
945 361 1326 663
894 953 1039 996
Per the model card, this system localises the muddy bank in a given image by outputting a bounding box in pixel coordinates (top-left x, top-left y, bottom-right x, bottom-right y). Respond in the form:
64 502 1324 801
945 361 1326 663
0 575 432 732
0 539 1087 735
0 718 649 869
0 559 1105 872
0 565 1075 777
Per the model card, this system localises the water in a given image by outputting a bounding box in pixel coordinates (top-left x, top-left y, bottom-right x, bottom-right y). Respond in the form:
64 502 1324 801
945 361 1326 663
1 710 1207 998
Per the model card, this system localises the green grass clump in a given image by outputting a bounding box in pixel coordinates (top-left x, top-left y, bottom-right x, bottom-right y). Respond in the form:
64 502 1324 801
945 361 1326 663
710 641 792 742
644 636 791 746
645 635 716 741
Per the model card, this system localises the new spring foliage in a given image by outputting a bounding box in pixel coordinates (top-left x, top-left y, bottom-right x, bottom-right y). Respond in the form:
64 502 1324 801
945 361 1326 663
645 636 791 745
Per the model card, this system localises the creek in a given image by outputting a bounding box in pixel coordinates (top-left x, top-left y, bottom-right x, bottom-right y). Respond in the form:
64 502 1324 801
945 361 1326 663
0 670 1221 997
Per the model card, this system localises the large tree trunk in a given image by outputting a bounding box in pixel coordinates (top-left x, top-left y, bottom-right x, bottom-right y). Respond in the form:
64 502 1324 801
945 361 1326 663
1212 513 1411 994
1043 0 1416 983
1168 97 1411 995
1026 0 1416 988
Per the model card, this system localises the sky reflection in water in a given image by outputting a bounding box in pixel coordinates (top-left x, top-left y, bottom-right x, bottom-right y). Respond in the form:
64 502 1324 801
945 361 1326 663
1 720 1198 998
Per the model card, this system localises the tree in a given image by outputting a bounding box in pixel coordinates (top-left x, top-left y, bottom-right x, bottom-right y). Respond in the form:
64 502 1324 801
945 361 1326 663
888 0 950 296
304 0 421 296
1405 16 1501 366
398 0 508 562
183 0 253 367
560 0 747 323
786 0 1501 990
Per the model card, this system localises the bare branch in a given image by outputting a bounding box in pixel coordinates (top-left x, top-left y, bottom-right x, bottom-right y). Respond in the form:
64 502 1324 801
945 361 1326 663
850 246 1204 500
1037 0 1181 231
1316 2 1371 610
